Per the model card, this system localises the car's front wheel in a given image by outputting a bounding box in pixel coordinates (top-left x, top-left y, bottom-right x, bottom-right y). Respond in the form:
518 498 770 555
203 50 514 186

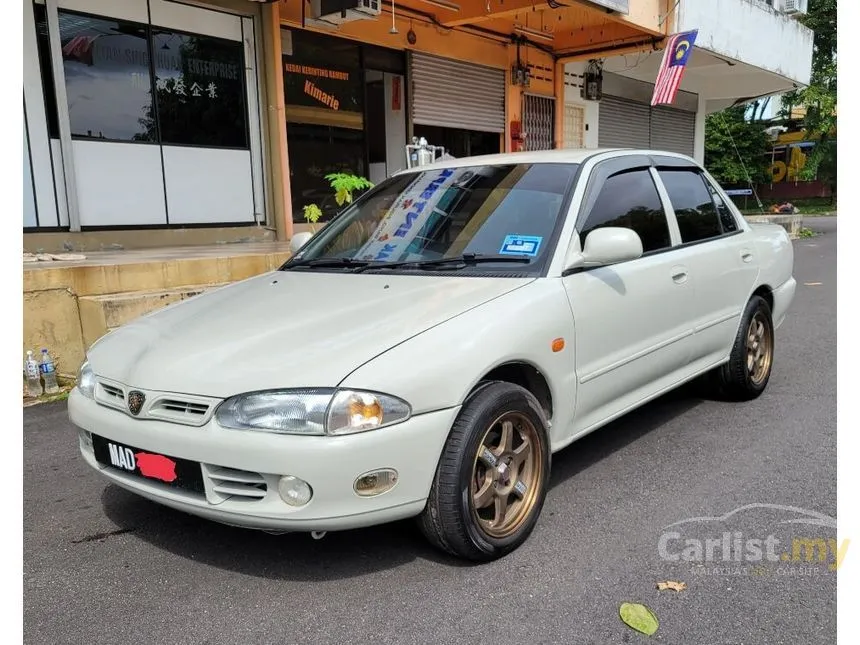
418 381 550 561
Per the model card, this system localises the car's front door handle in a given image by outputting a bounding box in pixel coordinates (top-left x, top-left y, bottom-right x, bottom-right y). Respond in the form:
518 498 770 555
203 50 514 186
671 266 688 284
741 249 754 263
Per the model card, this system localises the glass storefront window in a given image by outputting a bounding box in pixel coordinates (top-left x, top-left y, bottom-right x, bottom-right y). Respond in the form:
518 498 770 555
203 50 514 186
288 124 367 223
151 29 248 148
33 4 60 139
57 11 154 141
37 10 249 149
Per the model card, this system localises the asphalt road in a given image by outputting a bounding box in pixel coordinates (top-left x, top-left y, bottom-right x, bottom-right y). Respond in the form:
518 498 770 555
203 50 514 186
24 218 837 645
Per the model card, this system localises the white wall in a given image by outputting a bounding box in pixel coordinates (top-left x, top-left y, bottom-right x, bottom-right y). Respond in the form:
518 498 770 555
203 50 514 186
679 0 813 85
562 62 600 149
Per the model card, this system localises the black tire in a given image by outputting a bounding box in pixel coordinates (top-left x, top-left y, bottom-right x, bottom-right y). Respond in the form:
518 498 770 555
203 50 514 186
713 295 775 401
418 381 551 562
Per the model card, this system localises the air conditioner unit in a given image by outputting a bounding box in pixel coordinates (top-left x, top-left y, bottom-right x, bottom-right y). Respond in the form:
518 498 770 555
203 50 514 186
310 0 381 26
778 0 808 16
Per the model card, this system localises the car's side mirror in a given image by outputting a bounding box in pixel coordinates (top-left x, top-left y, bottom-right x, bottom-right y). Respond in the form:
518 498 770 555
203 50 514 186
564 227 643 272
289 232 313 254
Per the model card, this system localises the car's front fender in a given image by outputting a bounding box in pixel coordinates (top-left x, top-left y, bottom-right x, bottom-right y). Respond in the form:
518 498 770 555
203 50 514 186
337 279 577 448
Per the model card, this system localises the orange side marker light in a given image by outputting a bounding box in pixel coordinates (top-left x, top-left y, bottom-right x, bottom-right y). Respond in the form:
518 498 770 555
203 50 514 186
552 338 565 353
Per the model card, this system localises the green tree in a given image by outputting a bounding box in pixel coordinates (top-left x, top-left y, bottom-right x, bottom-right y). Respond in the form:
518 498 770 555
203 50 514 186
704 105 771 185
780 0 837 198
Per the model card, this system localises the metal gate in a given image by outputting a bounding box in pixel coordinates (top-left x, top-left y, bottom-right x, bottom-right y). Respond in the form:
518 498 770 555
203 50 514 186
523 94 555 151
409 52 505 133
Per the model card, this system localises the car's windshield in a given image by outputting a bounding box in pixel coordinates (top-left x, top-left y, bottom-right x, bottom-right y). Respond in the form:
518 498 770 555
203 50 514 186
288 162 580 274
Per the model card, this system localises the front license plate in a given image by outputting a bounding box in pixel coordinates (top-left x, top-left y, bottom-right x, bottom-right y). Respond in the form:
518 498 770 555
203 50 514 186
92 434 205 494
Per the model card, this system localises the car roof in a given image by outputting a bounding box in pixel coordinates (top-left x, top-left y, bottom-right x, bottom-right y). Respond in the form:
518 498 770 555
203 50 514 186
394 148 698 173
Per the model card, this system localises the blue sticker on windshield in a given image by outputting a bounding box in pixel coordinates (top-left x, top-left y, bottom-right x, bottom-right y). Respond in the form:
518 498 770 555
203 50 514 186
500 235 542 257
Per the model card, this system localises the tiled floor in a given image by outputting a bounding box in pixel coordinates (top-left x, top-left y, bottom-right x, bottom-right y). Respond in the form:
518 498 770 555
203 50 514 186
23 242 293 270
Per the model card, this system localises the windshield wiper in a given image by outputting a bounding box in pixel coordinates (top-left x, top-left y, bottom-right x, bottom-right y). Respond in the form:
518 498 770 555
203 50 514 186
280 257 372 271
352 253 533 273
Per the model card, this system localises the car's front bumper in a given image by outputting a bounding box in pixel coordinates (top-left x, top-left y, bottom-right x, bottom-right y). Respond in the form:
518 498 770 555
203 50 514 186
68 389 459 532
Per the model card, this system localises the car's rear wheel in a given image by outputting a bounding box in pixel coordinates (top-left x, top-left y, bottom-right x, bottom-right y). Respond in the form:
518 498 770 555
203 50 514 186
418 381 550 561
713 295 775 401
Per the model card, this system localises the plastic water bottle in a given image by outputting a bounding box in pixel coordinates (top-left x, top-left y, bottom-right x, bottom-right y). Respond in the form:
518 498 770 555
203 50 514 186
40 348 60 394
25 351 42 398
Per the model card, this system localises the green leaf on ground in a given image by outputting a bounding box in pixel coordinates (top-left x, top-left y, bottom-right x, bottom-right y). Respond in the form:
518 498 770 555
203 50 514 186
619 602 659 636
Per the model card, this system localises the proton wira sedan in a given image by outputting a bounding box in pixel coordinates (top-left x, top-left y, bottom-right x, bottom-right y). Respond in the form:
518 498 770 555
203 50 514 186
69 148 796 562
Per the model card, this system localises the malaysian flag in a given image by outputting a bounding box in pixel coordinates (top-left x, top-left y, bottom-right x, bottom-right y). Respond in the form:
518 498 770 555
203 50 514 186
651 30 698 106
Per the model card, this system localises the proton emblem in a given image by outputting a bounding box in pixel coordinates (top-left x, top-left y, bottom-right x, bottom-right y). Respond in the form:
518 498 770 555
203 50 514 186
127 390 146 416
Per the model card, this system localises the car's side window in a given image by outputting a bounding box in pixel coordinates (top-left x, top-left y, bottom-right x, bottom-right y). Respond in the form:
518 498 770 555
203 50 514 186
702 178 739 233
580 169 671 254
657 169 723 243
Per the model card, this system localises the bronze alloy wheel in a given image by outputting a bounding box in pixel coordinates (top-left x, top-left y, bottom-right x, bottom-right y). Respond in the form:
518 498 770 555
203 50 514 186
470 411 544 539
419 380 551 560
746 311 773 385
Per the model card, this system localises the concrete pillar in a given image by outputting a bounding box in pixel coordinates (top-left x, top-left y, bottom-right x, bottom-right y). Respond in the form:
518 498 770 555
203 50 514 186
554 60 565 149
693 94 707 164
262 2 293 241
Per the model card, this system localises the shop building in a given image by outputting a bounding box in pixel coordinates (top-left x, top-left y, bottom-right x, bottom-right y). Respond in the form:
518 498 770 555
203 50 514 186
24 0 270 236
560 0 814 164
23 0 813 249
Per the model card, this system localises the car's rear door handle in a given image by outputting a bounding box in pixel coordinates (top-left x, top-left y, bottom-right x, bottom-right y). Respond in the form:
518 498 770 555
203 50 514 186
741 249 754 263
671 266 688 284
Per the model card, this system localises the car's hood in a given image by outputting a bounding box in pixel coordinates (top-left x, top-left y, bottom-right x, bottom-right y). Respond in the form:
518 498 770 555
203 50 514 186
87 271 535 397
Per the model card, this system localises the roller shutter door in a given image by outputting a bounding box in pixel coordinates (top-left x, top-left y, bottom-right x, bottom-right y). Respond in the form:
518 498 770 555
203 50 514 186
409 52 505 133
650 106 696 156
598 96 650 149
599 95 696 156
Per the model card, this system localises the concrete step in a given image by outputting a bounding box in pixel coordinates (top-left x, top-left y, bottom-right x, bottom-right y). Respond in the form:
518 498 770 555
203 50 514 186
78 284 225 350
24 243 291 296
23 243 291 376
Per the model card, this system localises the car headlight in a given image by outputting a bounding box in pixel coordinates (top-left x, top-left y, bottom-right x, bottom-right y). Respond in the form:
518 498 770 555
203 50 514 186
77 361 96 399
214 389 411 436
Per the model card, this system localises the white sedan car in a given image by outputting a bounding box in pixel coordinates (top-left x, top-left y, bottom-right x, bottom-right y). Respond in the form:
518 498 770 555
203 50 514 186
69 148 796 561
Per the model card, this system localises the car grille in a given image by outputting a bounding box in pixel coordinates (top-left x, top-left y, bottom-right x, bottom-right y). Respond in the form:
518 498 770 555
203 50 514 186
148 398 211 424
100 382 125 404
203 464 269 503
94 379 217 427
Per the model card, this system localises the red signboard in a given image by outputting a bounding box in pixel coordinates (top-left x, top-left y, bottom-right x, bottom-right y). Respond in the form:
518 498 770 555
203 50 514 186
392 75 402 112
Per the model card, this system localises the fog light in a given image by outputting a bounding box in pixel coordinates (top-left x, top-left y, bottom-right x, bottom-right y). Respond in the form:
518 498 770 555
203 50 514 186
354 469 398 497
79 429 93 452
278 475 312 507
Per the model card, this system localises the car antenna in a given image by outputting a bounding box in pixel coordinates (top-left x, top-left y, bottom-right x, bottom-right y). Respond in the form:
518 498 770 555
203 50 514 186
717 111 765 213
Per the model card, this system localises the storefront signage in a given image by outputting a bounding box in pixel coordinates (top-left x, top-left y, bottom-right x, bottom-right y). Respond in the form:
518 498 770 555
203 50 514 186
283 59 360 113
155 77 219 98
392 76 402 111
585 0 629 14
285 63 349 81
303 80 339 110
